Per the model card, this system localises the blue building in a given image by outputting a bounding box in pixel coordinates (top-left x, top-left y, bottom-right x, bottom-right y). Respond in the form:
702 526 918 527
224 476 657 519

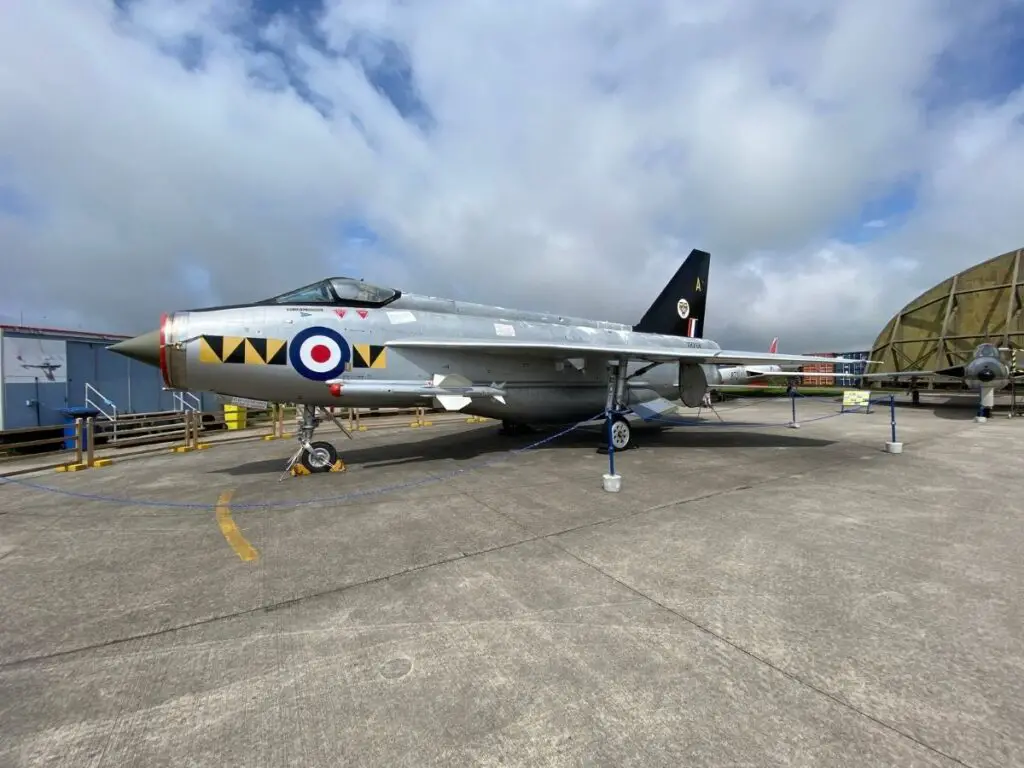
0 324 219 430
832 349 870 387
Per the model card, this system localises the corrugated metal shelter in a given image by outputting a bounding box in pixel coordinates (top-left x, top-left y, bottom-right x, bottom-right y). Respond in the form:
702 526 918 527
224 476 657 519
864 247 1024 389
0 324 218 430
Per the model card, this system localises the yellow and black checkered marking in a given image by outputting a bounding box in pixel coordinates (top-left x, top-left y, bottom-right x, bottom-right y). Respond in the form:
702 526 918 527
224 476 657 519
353 344 387 369
198 335 287 365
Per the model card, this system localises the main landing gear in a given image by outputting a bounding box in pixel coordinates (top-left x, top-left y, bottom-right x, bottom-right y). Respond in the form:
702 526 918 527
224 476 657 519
499 420 535 436
282 404 353 477
602 359 634 452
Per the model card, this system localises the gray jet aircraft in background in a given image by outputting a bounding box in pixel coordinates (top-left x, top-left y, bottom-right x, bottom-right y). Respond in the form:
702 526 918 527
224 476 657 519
862 342 1024 417
111 249 861 473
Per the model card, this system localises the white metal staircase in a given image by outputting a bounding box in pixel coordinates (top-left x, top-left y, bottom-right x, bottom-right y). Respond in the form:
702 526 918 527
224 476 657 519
84 383 120 441
172 391 201 412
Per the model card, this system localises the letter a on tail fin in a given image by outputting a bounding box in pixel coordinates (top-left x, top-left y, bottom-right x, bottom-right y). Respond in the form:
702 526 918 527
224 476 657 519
632 248 710 338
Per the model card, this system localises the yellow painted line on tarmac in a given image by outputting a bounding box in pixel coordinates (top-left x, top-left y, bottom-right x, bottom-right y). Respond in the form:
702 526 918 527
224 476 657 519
215 489 259 562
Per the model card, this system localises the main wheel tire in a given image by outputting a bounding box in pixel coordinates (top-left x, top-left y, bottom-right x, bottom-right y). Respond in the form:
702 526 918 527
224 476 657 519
608 415 632 450
301 441 338 473
500 420 532 436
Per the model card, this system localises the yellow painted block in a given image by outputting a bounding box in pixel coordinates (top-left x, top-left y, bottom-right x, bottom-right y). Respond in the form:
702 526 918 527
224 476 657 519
56 463 88 472
91 458 113 468
172 446 194 453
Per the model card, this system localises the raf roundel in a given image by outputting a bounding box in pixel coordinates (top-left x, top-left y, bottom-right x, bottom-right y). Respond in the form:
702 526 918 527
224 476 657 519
289 326 351 381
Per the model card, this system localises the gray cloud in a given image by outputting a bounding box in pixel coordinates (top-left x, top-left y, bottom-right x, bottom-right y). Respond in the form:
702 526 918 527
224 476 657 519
1 0 1022 354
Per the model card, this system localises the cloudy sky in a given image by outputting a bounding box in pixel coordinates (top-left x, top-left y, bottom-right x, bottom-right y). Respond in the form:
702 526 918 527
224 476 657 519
1 0 1023 352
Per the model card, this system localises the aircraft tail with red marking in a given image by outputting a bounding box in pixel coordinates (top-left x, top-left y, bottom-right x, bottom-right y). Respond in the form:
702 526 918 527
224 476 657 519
632 248 710 338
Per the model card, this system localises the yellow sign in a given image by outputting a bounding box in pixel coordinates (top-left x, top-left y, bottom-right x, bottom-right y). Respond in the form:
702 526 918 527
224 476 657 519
198 335 287 365
842 390 871 408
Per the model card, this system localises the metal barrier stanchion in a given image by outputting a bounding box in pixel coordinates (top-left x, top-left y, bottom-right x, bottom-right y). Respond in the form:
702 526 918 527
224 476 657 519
884 394 903 454
410 407 434 428
85 417 113 468
172 411 194 453
262 404 290 440
73 418 84 467
56 418 89 472
348 408 367 432
788 389 800 429
193 410 209 450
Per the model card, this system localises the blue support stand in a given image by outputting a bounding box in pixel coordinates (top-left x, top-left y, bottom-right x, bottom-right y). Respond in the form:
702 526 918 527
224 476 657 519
602 410 622 492
885 393 903 454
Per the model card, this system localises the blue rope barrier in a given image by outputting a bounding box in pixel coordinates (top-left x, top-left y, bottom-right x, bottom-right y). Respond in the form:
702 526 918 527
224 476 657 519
0 393 902 510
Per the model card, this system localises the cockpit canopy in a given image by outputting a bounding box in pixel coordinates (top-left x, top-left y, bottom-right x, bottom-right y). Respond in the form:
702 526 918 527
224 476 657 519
259 277 400 308
974 343 1001 360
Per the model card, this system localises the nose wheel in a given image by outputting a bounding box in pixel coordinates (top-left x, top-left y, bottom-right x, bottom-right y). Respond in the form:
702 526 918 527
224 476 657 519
301 441 338 473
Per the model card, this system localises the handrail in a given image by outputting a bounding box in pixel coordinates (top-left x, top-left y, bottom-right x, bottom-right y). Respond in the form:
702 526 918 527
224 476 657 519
172 391 201 412
84 383 118 440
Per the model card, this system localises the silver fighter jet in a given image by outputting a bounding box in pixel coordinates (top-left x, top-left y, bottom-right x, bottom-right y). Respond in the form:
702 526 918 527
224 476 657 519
862 342 1024 417
110 249 862 473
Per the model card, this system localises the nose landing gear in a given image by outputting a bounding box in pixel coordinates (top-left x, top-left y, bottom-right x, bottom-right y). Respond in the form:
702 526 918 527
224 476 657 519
281 404 353 479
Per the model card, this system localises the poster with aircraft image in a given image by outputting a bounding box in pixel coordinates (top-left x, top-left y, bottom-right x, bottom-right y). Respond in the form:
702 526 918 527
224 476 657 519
2 336 67 383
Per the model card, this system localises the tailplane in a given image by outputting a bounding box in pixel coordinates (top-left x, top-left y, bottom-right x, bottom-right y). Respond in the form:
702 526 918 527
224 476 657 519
632 248 710 338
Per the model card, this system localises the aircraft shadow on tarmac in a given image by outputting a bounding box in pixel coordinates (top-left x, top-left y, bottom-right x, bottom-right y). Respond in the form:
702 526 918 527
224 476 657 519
215 422 836 477
925 405 1002 421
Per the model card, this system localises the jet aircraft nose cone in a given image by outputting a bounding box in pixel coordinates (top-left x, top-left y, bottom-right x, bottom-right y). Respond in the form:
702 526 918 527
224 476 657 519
109 329 161 368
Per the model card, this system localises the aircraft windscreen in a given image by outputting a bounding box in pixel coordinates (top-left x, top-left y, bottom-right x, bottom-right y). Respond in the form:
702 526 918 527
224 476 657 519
330 278 398 305
261 278 400 307
262 280 337 305
976 343 1000 359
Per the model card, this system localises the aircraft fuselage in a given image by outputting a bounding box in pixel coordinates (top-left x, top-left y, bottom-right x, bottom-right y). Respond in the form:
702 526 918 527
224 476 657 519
159 296 725 424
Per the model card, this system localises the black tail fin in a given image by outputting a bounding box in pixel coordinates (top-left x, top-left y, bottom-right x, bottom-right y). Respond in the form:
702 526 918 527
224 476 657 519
632 248 710 338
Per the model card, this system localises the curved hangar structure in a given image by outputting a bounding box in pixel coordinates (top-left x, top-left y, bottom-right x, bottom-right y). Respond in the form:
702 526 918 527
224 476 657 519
865 247 1024 390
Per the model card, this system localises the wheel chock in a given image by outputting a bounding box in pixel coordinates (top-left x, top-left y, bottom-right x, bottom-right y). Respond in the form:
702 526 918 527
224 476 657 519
290 459 346 477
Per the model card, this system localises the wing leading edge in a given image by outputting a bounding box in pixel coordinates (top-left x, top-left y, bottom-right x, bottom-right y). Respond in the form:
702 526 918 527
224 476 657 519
385 338 865 367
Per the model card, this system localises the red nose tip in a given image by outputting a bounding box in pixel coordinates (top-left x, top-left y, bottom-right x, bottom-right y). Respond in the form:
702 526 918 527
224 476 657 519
328 383 342 397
